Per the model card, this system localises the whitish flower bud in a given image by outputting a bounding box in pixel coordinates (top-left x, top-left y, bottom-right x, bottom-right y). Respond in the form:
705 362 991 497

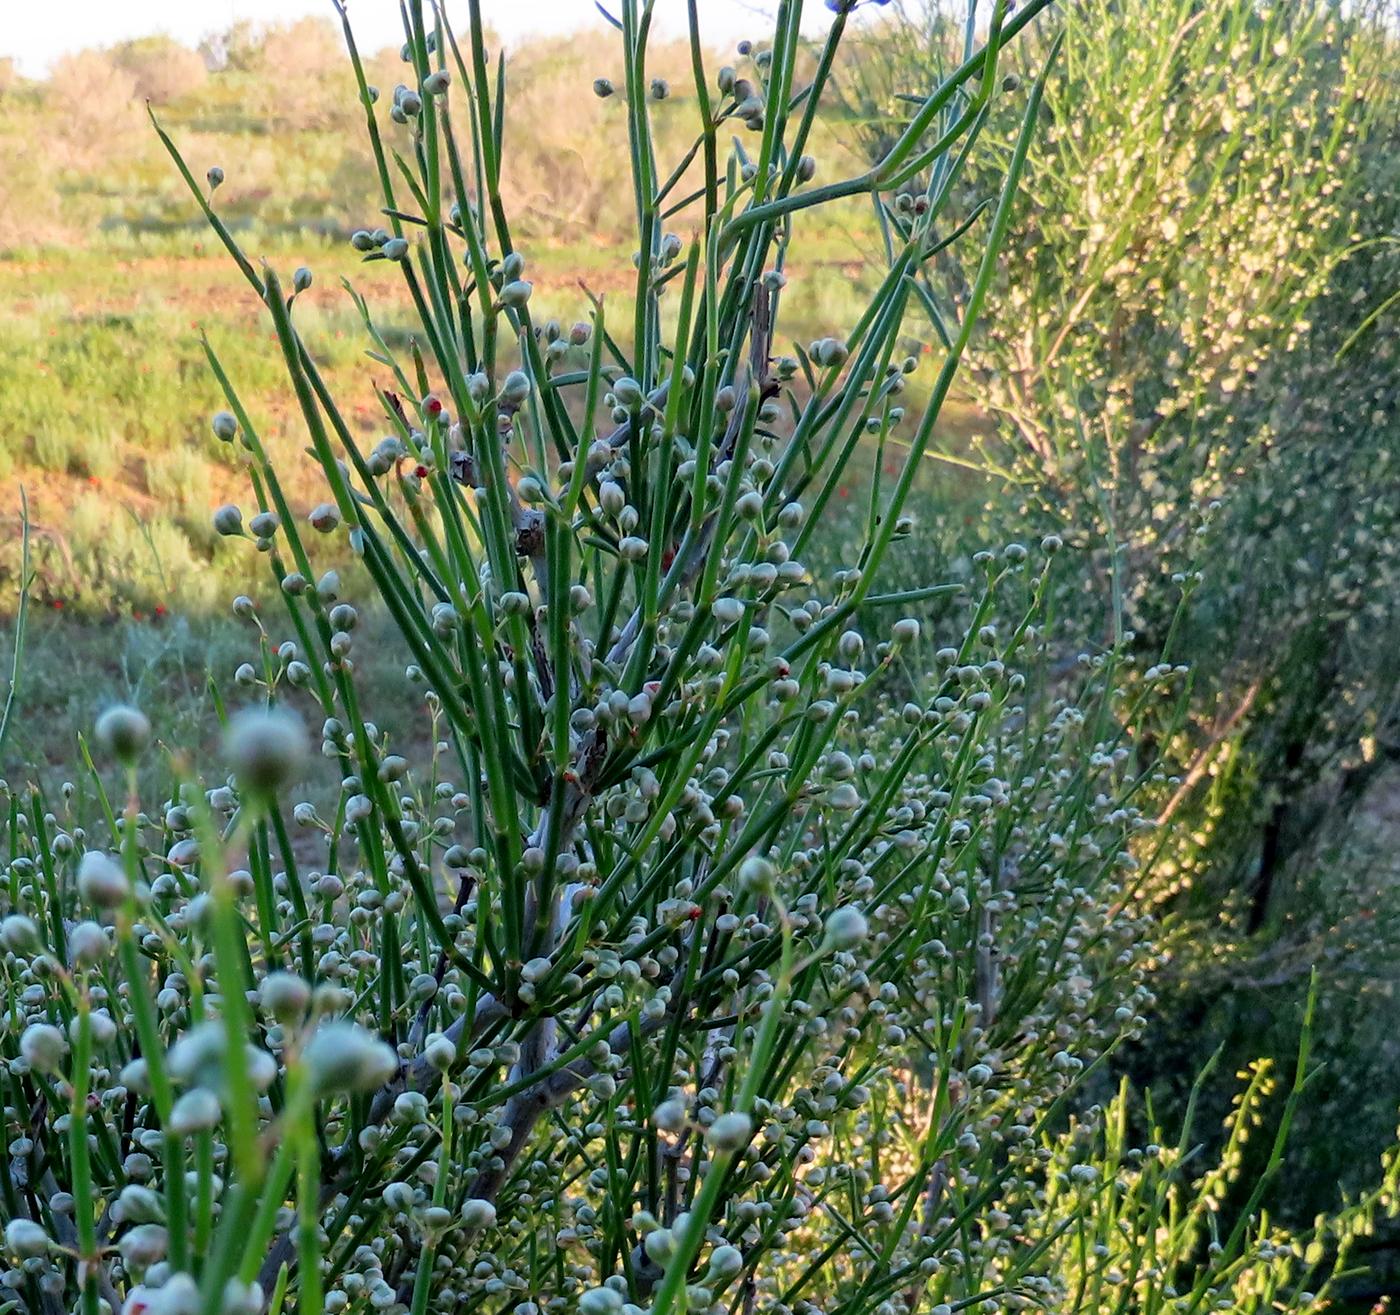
652 1098 686 1132
118 1222 168 1269
350 230 377 252
0 914 34 951
224 708 308 796
169 1089 222 1135
822 905 868 950
593 78 615 98
69 921 109 964
461 1198 497 1229
382 237 409 261
4 1218 50 1259
301 1022 397 1095
650 77 669 99
501 370 532 406
712 597 744 626
308 503 341 534
211 410 238 441
739 856 775 893
706 1111 752 1154
424 1034 456 1072
260 971 311 1022
96 703 150 763
207 166 225 190
707 1245 743 1280
797 154 816 183
612 376 643 408
891 617 920 644
20 1023 67 1074
498 279 533 308
213 505 244 536
115 1184 163 1224
578 1289 622 1315
292 266 313 293
78 850 130 910
735 490 763 520
423 69 450 96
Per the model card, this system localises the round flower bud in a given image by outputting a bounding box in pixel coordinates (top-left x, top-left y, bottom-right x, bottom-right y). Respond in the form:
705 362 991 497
169 1088 222 1135
461 1198 497 1230
498 279 533 308
20 1023 67 1074
69 921 109 964
822 905 868 950
593 78 615 98
213 505 244 536
224 708 308 796
501 370 532 406
207 166 225 190
96 703 150 763
578 1289 622 1315
119 1223 169 1270
309 503 341 534
5 1218 50 1260
706 1111 752 1154
652 1098 687 1132
1 914 39 952
707 1245 743 1280
78 850 131 910
891 617 920 644
382 237 410 261
739 855 775 893
260 971 312 1022
423 69 450 96
211 411 238 441
650 78 669 100
301 1022 397 1095
292 266 313 293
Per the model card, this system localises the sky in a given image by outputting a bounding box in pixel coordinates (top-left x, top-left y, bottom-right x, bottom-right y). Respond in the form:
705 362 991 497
2 0 838 76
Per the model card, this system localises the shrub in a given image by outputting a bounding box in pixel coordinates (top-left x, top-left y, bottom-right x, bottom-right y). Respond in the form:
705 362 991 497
1 4 1395 1315
46 51 143 171
110 36 209 105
